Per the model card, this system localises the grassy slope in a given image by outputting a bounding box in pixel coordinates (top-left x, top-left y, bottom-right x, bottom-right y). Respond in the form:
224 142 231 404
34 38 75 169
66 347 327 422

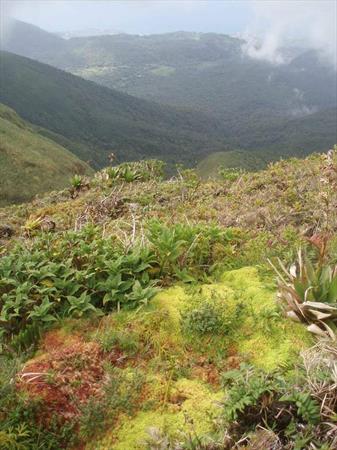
2 150 336 242
0 103 93 206
0 151 336 448
0 51 228 169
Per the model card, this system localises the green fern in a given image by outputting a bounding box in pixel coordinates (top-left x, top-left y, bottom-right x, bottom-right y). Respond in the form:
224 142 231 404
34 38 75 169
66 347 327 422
0 424 31 450
280 391 320 424
222 365 277 421
9 322 43 354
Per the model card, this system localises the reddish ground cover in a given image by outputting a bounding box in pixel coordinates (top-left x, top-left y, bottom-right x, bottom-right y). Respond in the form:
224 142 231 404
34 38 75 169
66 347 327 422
16 330 123 422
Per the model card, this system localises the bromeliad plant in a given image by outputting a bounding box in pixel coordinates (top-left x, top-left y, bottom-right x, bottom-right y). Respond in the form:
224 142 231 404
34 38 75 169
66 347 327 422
70 175 90 198
270 235 337 339
102 160 165 185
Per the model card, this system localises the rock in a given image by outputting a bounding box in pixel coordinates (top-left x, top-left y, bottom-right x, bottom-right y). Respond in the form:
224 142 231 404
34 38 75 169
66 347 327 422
40 217 56 232
0 224 14 238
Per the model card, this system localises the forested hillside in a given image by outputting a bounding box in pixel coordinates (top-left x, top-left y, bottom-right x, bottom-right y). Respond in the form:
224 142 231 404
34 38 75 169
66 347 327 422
0 51 228 169
4 21 336 119
197 107 337 178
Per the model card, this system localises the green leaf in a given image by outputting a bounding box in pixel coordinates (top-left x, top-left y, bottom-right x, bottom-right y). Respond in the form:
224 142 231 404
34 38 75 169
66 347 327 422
327 276 337 302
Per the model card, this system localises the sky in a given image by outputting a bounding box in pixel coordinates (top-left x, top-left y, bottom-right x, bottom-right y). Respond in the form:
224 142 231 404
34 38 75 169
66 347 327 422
2 1 252 35
1 0 336 65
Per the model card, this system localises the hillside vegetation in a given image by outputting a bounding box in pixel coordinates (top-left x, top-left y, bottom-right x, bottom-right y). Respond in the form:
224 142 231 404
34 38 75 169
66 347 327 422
0 150 336 449
0 103 92 206
3 21 336 158
198 108 337 178
0 51 229 170
5 22 336 118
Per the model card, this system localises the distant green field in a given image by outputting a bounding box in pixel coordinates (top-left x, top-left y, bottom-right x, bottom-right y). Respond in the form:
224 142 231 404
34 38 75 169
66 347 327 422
0 103 92 206
197 150 269 179
150 65 176 76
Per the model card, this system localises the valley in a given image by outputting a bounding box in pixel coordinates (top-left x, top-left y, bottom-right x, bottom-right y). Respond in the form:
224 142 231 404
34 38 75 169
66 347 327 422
1 20 336 176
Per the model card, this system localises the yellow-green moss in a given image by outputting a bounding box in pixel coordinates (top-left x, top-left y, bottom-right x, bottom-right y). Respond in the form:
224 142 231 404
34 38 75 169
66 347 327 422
151 286 187 330
88 267 312 448
190 267 312 370
238 322 312 371
97 267 311 373
172 378 223 428
219 267 312 369
96 378 222 450
220 266 273 313
139 286 188 356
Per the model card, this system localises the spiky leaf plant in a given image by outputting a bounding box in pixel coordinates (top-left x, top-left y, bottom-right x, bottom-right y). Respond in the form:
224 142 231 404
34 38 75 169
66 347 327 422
270 236 337 339
70 174 84 189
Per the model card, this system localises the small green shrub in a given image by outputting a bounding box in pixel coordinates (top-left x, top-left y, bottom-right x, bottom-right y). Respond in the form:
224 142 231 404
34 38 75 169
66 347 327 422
182 300 244 337
70 174 84 190
182 302 224 334
97 329 140 355
79 366 144 441
218 166 244 182
79 398 106 440
147 220 239 280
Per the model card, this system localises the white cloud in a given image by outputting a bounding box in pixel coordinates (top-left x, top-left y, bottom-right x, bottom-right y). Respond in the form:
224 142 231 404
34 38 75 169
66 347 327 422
242 0 337 68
